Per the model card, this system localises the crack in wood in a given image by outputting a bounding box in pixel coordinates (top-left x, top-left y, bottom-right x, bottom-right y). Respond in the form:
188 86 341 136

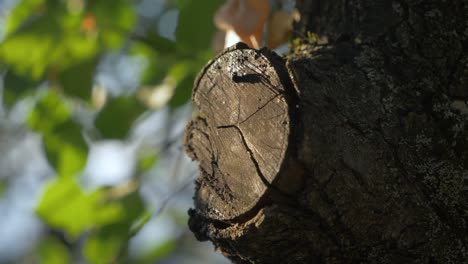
216 125 272 189
239 93 284 126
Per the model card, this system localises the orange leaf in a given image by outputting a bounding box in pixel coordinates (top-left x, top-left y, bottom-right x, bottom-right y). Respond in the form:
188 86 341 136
81 13 96 33
214 0 270 48
267 10 293 49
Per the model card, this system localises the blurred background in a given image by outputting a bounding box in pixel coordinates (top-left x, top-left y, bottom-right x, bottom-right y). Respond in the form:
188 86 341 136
0 0 294 263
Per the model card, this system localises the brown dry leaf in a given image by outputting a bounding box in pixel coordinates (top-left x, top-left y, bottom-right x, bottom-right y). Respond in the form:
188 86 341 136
212 29 227 54
214 0 270 48
214 0 239 31
267 10 293 49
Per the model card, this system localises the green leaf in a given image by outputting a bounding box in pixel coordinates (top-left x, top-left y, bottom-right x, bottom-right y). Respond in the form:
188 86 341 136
27 90 88 175
0 180 6 198
84 191 146 264
165 61 194 108
84 227 127 264
88 0 136 48
118 191 146 224
170 0 190 9
59 59 96 100
135 32 176 54
175 0 223 53
95 96 146 139
169 74 193 108
27 90 71 134
0 9 98 79
2 70 38 108
36 177 125 239
38 180 146 262
130 41 160 85
167 60 192 80
0 19 59 79
42 123 87 178
38 237 71 264
36 177 93 238
47 121 85 175
4 0 46 35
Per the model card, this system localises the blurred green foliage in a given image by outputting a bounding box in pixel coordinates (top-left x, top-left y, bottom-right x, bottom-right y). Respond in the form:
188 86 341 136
95 95 146 139
0 0 222 262
27 90 87 176
38 237 72 264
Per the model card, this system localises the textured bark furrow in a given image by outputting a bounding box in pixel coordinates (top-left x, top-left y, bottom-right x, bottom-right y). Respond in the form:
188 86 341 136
292 44 463 259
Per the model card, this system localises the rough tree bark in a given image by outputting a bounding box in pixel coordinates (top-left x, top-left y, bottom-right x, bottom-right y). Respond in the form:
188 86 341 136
184 0 468 263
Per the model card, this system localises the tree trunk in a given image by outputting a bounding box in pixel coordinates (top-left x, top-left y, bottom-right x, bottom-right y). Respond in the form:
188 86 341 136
184 0 468 263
